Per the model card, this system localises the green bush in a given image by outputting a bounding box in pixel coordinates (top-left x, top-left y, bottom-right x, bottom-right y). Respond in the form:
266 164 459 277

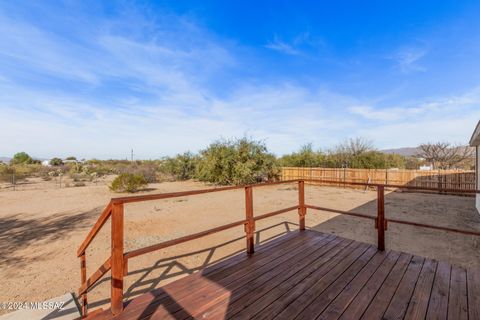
109 173 148 193
196 138 279 185
278 144 325 167
160 152 198 180
278 140 408 169
11 152 38 165
49 158 64 166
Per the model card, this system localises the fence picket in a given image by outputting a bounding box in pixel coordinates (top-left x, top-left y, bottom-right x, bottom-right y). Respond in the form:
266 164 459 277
281 167 475 194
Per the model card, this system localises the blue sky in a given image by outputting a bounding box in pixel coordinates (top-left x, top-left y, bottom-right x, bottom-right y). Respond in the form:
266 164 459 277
1 1 480 159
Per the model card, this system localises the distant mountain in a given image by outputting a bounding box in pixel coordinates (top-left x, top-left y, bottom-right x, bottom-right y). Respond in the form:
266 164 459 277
0 157 11 163
380 147 419 157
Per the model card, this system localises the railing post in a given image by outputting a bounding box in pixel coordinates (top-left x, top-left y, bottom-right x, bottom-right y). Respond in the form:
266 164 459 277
80 253 87 316
244 186 255 254
111 202 124 315
298 180 306 230
376 185 385 251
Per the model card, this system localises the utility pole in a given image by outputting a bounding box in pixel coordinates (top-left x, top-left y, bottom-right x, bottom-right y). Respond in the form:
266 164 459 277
131 149 134 163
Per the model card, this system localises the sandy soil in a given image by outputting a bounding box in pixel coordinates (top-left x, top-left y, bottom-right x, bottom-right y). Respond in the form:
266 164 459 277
1 180 479 315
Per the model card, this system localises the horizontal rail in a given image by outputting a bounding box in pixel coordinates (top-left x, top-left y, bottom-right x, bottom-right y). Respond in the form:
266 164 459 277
125 218 248 260
111 180 299 204
303 179 480 194
78 257 111 296
305 204 376 220
254 206 300 221
388 218 480 237
126 205 300 260
77 202 113 257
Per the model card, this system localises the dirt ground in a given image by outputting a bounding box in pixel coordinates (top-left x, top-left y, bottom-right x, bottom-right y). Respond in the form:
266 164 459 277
1 179 479 315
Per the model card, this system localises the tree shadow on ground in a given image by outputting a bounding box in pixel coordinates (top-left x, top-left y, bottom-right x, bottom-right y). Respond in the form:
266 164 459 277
0 207 103 268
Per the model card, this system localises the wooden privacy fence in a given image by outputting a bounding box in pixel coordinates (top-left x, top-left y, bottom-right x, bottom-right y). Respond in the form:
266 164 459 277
281 167 476 193
77 179 480 318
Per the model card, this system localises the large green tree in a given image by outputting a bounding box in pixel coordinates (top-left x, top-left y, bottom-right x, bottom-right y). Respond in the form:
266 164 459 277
196 137 279 185
11 152 34 165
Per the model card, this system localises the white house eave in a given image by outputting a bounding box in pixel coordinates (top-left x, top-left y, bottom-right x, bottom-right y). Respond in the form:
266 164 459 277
470 120 480 146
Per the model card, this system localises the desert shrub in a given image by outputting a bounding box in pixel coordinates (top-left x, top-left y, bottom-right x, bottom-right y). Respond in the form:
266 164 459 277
278 144 325 167
0 166 14 183
74 182 86 187
109 173 148 193
0 164 45 182
84 159 137 176
278 139 408 169
70 173 91 182
49 158 64 166
196 138 279 185
160 152 198 180
118 163 158 183
66 162 82 175
10 152 38 165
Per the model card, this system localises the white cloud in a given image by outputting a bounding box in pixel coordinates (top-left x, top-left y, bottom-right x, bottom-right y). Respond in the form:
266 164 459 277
391 47 427 74
348 88 480 147
265 36 301 55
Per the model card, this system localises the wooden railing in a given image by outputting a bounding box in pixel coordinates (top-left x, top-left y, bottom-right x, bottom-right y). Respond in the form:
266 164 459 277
77 178 480 317
76 180 300 317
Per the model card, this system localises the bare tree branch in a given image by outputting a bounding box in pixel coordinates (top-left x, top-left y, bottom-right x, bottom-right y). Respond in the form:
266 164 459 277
416 142 474 169
337 137 374 156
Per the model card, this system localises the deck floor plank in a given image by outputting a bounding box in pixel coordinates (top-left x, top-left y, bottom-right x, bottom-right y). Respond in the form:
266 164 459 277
165 232 336 319
272 243 371 320
195 236 347 320
338 250 401 320
467 268 480 320
317 250 389 320
224 238 358 320
447 265 468 320
359 252 412 319
112 231 319 320
403 258 437 320
425 261 451 320
85 230 480 320
294 246 378 320
382 255 425 320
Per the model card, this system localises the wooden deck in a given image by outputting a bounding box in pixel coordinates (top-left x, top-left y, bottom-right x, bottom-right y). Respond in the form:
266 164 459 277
87 230 480 320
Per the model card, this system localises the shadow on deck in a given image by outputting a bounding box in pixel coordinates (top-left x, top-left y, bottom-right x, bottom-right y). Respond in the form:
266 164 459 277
87 229 480 320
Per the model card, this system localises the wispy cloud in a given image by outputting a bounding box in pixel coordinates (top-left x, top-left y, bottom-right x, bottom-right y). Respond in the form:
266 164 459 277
349 87 480 122
265 35 301 55
391 47 428 74
264 32 323 56
347 87 480 147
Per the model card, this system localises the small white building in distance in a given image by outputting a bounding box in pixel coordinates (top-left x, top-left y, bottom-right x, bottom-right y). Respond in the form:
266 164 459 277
470 120 480 212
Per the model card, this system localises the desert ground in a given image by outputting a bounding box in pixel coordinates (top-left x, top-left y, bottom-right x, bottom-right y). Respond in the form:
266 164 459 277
1 178 479 315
